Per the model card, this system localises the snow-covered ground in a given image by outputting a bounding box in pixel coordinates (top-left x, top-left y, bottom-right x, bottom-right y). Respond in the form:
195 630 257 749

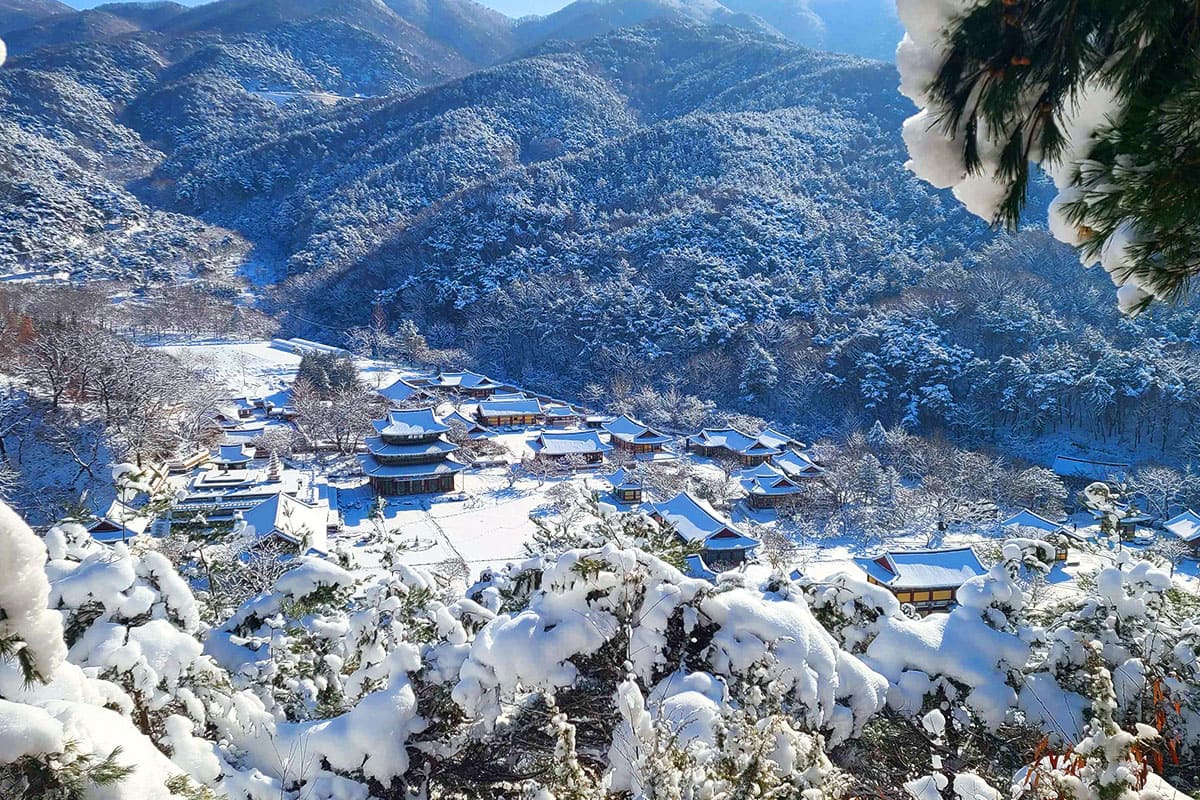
154 339 411 404
152 339 1200 596
338 471 583 574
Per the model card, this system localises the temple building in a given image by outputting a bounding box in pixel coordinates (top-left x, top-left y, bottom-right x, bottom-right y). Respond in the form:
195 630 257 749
377 377 425 407
531 430 612 464
359 407 464 496
476 397 544 427
603 414 672 455
686 428 781 466
543 404 583 427
642 492 759 571
424 371 507 398
236 491 334 554
1165 510 1200 553
738 462 805 509
605 466 644 504
772 449 824 479
210 441 256 470
854 547 986 613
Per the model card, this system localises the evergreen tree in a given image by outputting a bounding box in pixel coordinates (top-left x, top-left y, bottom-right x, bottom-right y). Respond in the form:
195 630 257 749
897 0 1200 311
295 351 360 397
738 342 779 404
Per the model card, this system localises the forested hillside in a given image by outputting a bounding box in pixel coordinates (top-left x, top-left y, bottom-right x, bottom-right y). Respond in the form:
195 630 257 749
0 0 71 37
1 0 1198 462
147 20 1198 461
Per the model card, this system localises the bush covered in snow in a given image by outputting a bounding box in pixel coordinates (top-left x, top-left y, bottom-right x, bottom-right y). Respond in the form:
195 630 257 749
2 500 1199 798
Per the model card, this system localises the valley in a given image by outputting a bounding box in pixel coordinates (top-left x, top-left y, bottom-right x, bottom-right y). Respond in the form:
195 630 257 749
2 1 1200 798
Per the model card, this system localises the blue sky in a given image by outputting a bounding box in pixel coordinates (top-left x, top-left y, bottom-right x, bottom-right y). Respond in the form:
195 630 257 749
476 0 572 15
64 0 574 15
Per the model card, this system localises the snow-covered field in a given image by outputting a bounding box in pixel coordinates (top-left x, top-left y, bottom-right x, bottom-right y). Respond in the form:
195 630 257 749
155 339 410 404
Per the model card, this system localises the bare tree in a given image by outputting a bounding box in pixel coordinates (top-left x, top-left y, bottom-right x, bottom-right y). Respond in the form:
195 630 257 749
525 455 567 486
0 389 31 464
446 421 506 465
1148 537 1193 576
253 426 301 459
18 321 85 409
700 456 745 509
756 523 800 572
1000 466 1068 517
641 460 692 501
1127 465 1190 521
915 445 999 532
293 378 383 455
204 538 296 616
0 460 18 503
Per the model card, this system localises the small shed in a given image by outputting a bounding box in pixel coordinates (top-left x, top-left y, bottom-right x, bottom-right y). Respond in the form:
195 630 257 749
1164 509 1200 552
606 466 643 503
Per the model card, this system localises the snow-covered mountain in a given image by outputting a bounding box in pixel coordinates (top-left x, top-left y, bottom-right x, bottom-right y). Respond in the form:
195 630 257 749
2 0 1198 455
0 0 72 35
514 0 903 58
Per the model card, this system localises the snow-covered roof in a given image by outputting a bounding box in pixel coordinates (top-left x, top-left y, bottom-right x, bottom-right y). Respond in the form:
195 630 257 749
1001 509 1067 534
544 404 581 419
535 430 612 456
739 462 782 480
854 547 986 590
1052 455 1130 481
488 391 529 401
684 554 718 581
1164 509 1200 543
376 407 449 438
428 371 504 390
773 449 823 477
87 500 152 542
603 414 671 445
606 466 642 491
478 397 544 416
378 377 420 404
211 442 254 465
358 455 465 479
1087 502 1154 524
687 428 781 457
364 436 459 459
643 492 758 550
739 463 802 496
214 401 247 420
239 492 329 553
756 428 798 451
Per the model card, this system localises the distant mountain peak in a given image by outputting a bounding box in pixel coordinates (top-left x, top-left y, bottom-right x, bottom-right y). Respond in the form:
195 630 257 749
512 0 900 59
0 0 74 36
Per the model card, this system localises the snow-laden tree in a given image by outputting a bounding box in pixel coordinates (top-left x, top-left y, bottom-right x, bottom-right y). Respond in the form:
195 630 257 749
42 522 274 761
0 503 203 799
1034 552 1200 764
213 556 461 723
5 496 1197 798
896 0 1200 311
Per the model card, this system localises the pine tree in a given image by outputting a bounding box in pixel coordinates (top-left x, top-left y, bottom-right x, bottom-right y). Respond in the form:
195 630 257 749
897 0 1200 311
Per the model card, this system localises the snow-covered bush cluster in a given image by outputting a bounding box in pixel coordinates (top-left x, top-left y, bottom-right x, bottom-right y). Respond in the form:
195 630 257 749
3 499 1199 798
